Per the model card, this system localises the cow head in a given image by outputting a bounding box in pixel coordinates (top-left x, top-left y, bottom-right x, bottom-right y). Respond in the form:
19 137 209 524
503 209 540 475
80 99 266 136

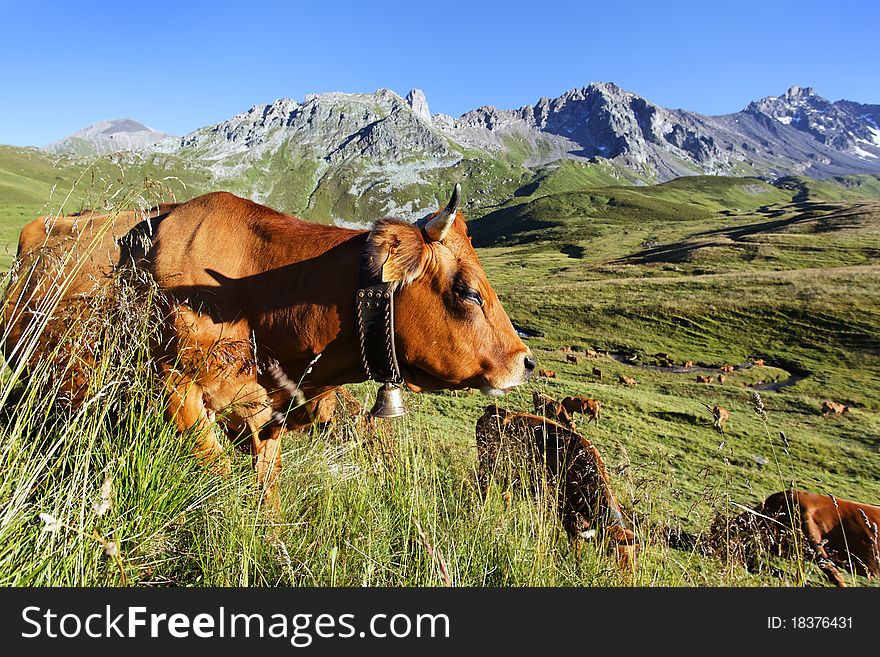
363 185 534 395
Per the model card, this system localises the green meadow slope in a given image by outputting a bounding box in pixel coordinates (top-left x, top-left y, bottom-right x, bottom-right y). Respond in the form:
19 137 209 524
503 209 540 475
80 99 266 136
465 176 880 519
1 151 879 587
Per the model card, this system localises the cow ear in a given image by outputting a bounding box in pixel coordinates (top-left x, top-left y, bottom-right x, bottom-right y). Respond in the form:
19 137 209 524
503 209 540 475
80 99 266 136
365 219 428 285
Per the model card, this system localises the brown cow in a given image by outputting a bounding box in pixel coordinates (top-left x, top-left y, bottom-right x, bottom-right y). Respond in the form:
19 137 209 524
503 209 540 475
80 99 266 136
753 359 765 367
683 360 693 370
566 354 579 364
735 490 880 587
696 375 714 384
705 405 729 432
538 369 556 379
533 392 602 429
532 390 572 426
561 346 572 353
618 374 637 386
821 401 850 417
717 374 726 385
3 188 534 511
592 367 602 380
561 395 602 427
315 386 376 434
316 387 397 467
719 364 735 373
585 348 598 359
475 405 637 571
1 206 173 406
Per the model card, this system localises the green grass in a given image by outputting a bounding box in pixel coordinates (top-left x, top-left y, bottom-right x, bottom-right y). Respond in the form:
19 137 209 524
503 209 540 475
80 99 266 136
469 187 880 531
1 166 879 587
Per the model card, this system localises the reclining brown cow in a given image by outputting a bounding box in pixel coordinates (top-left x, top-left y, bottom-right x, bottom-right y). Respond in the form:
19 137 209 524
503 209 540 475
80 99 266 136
475 404 636 571
2 188 535 511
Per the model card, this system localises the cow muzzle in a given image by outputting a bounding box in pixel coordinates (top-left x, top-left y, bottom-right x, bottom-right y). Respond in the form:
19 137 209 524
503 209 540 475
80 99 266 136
479 350 536 397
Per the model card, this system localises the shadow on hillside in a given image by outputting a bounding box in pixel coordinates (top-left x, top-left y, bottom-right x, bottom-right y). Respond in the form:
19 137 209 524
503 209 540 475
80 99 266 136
560 244 586 259
650 411 707 427
614 202 872 265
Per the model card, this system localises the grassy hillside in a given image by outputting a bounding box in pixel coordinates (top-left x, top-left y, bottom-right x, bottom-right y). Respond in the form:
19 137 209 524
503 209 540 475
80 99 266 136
468 182 880 545
1 159 879 587
0 145 647 263
0 146 218 268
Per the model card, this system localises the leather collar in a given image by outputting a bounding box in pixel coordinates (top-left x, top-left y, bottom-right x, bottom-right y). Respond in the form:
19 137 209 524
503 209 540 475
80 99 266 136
356 245 403 384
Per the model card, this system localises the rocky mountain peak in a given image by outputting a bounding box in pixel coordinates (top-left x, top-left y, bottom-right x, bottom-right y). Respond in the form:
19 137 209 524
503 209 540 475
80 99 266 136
44 118 173 156
783 85 817 101
406 89 431 123
41 83 880 197
743 86 880 157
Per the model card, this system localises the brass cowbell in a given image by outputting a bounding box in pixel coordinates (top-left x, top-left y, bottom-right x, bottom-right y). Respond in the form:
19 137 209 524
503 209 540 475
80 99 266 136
369 382 407 418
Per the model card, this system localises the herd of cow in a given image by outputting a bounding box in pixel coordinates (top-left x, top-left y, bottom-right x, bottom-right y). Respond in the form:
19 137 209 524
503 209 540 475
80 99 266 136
474 387 878 586
0 190 876 586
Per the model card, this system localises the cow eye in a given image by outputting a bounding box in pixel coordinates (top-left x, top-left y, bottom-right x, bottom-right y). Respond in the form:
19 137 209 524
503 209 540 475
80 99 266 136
453 276 484 308
462 289 484 307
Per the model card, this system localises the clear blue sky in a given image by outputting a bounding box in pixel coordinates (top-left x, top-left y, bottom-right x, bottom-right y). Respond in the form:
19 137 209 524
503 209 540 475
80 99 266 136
2 0 877 147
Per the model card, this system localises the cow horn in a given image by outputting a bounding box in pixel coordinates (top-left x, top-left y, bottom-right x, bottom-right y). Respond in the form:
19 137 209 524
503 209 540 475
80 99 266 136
423 183 461 242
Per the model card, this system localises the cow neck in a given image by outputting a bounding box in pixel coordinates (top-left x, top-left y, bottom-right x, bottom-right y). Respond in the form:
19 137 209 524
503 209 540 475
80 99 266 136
356 244 403 385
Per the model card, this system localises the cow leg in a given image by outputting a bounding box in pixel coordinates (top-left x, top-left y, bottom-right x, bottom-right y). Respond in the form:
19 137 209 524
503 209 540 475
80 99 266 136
801 516 847 587
374 419 397 473
252 425 284 519
164 371 230 475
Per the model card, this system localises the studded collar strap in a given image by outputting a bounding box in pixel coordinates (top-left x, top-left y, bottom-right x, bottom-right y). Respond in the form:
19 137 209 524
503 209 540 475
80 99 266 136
356 246 403 384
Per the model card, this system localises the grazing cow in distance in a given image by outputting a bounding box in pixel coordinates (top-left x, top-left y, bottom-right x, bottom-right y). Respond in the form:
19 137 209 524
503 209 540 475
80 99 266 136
738 490 880 587
538 369 556 379
696 375 714 384
618 374 637 386
585 348 598 358
821 401 850 417
561 395 602 427
753 359 765 367
592 367 603 380
3 187 535 513
566 354 579 364
704 404 730 432
561 346 572 353
719 364 735 373
533 390 572 426
683 360 693 370
475 405 637 571
717 374 726 385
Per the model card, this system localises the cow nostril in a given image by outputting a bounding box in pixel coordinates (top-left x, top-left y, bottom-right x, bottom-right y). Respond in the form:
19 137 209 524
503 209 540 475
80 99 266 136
524 356 536 373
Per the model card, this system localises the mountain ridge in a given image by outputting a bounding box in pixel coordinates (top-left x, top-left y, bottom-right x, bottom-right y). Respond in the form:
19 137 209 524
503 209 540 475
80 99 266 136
30 83 880 222
44 83 880 176
44 118 172 157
